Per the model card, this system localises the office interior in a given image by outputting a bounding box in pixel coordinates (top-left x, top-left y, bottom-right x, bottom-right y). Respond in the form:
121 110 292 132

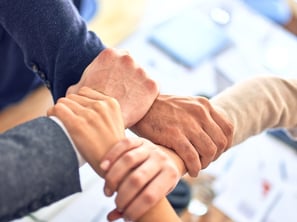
3 0 297 221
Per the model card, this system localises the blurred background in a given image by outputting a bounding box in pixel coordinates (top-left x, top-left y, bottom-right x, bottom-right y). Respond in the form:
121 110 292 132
6 0 297 221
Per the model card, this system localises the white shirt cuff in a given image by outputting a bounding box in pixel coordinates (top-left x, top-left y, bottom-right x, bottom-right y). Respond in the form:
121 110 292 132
49 116 86 167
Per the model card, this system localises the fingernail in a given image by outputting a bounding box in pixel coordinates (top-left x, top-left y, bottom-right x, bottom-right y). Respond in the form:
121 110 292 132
100 160 110 171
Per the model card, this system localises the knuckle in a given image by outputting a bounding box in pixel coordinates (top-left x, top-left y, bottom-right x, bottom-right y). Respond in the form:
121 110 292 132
77 86 89 94
144 77 159 94
102 47 113 56
154 149 167 161
92 101 102 110
142 191 156 205
197 96 211 107
56 97 68 104
136 66 145 74
166 164 179 179
121 53 134 65
53 102 64 110
195 106 208 118
107 97 121 109
66 93 77 100
129 172 143 187
123 152 137 164
120 138 134 147
217 136 228 151
207 144 217 158
225 122 234 138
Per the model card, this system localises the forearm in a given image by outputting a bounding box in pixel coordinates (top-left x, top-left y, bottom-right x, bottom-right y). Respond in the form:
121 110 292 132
0 0 105 100
211 76 297 146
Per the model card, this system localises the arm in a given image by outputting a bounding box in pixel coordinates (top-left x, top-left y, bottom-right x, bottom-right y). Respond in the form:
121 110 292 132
131 75 297 222
47 87 126 176
50 88 185 222
0 0 104 100
66 48 159 128
211 76 297 146
0 1 158 127
137 76 297 222
0 117 81 221
101 138 186 221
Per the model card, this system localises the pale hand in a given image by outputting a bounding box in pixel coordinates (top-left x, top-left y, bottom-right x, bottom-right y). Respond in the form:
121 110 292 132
47 87 125 176
100 137 185 221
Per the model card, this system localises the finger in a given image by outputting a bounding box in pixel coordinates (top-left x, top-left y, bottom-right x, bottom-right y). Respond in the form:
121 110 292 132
210 108 234 153
114 153 162 211
168 133 201 177
121 170 177 221
54 97 91 117
190 125 219 169
66 93 105 109
107 209 122 221
104 144 151 196
76 86 110 100
203 114 229 159
48 102 77 125
193 97 227 157
47 106 54 116
100 137 143 172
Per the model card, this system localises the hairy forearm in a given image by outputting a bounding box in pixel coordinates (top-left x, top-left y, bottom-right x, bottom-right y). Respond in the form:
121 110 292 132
211 76 297 146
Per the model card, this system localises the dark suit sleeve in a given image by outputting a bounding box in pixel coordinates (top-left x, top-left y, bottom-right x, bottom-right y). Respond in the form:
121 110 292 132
0 0 105 101
0 117 81 222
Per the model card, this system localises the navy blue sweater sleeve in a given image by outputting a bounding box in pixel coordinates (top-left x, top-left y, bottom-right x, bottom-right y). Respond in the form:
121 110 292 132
0 0 105 101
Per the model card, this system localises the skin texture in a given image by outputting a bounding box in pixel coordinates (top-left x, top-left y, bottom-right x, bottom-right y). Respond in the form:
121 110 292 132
51 47 233 220
101 137 185 221
47 87 125 176
48 87 185 221
66 48 159 128
131 94 234 177
66 47 233 178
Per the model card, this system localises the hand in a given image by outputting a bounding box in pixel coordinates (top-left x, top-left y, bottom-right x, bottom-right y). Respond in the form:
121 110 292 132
130 94 234 177
67 48 159 128
47 87 125 176
100 137 184 221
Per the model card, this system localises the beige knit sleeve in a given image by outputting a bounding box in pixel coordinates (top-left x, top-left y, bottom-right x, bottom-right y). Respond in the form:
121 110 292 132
210 76 297 146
